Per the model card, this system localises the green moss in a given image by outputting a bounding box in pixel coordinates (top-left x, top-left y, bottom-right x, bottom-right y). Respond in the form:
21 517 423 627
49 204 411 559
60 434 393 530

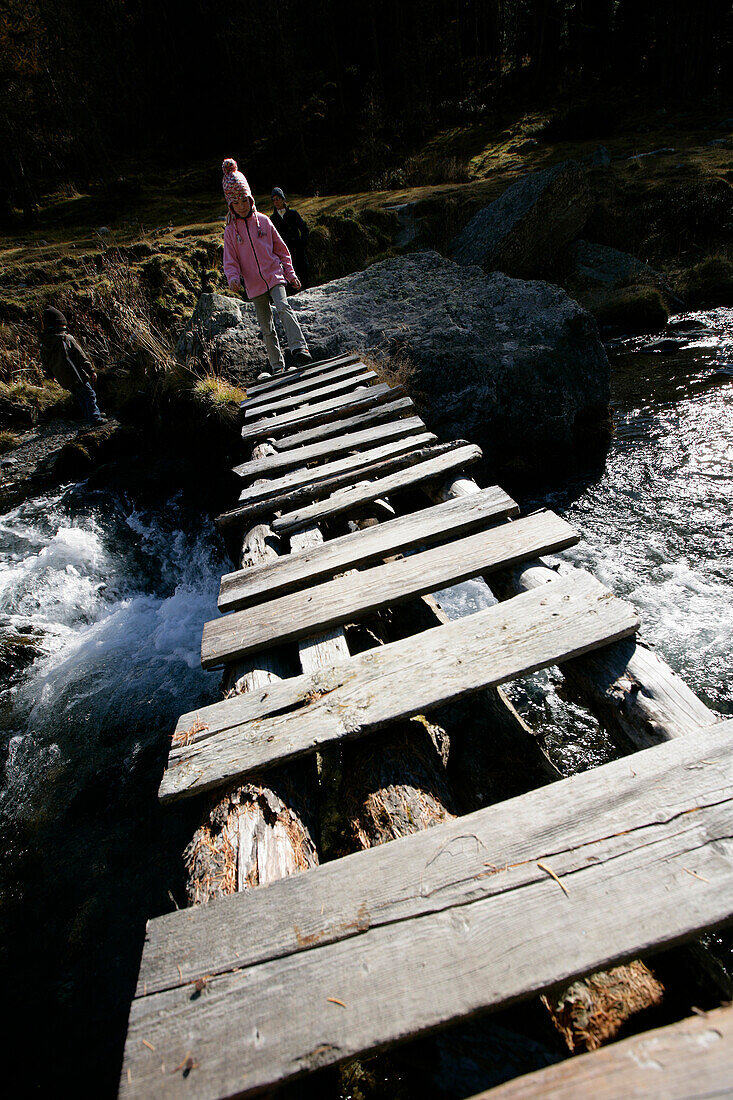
592 285 670 334
679 254 733 307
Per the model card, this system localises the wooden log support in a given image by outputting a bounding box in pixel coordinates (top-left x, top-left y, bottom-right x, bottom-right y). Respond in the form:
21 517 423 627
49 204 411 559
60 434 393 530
232 416 428 481
240 383 404 443
431 477 720 748
272 395 414 451
121 719 733 1099
243 370 377 419
235 432 438 506
218 486 519 613
161 571 639 801
270 443 483 534
242 359 369 412
203 511 579 667
468 1004 733 1100
243 352 361 400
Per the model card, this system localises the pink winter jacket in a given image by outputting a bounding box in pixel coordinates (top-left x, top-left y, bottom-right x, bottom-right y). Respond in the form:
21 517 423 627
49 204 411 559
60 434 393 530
223 208 296 298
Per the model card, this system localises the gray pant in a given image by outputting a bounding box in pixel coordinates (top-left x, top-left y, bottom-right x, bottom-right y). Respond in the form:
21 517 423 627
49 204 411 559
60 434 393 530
252 284 307 369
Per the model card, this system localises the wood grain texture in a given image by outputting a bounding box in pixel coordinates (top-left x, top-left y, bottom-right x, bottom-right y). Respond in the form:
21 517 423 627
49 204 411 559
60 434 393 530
469 1004 733 1099
204 511 579 667
236 432 436 505
243 352 361 399
242 360 368 412
243 370 376 419
272 396 414 451
162 570 639 799
271 443 483 533
217 440 456 529
233 418 428 481
122 720 733 1099
218 486 519 613
240 383 402 443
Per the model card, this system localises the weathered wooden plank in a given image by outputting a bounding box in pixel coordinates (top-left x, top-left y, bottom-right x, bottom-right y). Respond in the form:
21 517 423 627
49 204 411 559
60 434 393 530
232 416 428 480
240 383 402 443
242 360 369 412
161 570 639 799
471 1004 733 1100
217 440 457 529
219 486 518 612
243 370 377 419
122 720 733 1099
243 352 361 399
205 510 579 667
272 395 414 451
236 432 436 505
271 443 483 534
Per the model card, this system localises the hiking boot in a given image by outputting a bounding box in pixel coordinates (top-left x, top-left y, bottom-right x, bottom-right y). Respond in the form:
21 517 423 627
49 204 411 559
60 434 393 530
257 370 273 381
291 349 313 368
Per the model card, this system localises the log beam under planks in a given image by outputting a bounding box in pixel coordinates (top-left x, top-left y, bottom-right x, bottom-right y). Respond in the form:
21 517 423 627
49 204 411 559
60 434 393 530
430 475 721 747
218 485 519 613
240 382 405 443
121 718 733 1100
269 442 483 534
161 570 638 801
203 510 579 667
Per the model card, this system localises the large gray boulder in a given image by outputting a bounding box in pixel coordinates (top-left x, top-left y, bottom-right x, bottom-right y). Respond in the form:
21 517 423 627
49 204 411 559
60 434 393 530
450 161 592 279
207 252 607 472
568 240 666 291
176 292 245 359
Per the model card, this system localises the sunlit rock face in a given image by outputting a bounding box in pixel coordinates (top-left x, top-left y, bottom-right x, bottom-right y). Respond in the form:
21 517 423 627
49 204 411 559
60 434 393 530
449 160 592 279
182 251 610 476
292 251 610 474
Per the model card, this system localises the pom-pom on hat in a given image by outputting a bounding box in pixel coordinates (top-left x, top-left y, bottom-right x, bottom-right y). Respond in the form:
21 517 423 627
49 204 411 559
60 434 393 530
222 158 253 208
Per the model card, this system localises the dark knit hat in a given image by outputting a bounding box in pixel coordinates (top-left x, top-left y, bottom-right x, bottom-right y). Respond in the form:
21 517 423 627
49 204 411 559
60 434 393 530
43 306 67 331
271 187 286 200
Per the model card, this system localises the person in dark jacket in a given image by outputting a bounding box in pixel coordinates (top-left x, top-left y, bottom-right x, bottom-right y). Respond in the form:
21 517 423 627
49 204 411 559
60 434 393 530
271 187 310 290
40 307 105 424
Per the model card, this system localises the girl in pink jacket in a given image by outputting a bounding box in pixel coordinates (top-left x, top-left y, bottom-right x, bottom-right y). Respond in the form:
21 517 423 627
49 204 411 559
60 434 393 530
222 159 312 378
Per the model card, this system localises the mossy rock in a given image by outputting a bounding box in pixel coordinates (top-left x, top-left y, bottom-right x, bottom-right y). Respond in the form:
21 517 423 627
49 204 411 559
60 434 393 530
591 285 670 334
679 255 733 307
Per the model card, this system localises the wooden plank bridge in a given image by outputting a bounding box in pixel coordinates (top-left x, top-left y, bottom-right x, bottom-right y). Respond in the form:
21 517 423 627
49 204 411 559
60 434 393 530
120 353 732 1098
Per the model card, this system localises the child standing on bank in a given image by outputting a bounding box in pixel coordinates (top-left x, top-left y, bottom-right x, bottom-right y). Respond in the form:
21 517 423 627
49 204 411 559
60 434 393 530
40 307 106 425
221 159 312 378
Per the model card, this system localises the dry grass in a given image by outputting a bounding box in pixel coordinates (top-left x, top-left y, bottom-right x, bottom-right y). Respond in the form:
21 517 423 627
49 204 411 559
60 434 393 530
0 430 21 454
191 374 247 421
543 961 665 1052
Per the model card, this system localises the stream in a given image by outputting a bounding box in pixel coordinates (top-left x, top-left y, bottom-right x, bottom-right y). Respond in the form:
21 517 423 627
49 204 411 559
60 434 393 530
1 307 731 1095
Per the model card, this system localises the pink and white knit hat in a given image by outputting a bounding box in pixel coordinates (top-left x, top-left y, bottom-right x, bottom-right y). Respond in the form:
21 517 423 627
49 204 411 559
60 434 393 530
222 159 252 207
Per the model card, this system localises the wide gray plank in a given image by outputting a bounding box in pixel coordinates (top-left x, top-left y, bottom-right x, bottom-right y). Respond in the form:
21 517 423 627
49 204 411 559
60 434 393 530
219 486 519 612
243 360 369 412
232 416 428 480
244 352 361 399
217 440 456 529
122 720 733 1099
204 510 578 667
240 383 402 443
243 370 376 419
162 571 639 799
236 432 436 505
470 1004 733 1100
271 443 482 533
273 396 414 451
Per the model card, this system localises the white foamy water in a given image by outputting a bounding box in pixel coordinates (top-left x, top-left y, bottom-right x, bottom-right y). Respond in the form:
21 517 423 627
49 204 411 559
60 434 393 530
0 487 227 818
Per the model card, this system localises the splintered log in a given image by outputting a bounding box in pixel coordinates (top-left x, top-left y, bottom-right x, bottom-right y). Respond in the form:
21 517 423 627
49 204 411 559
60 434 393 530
184 444 319 907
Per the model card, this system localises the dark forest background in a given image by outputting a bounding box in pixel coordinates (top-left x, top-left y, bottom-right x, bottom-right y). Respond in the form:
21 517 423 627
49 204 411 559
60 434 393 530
1 0 732 216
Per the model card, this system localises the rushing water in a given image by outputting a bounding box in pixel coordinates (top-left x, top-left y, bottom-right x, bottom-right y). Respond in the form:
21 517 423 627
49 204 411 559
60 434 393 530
1 308 731 1095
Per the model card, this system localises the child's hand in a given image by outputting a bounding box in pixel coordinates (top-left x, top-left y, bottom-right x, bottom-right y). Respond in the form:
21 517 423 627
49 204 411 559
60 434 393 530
290 277 301 291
